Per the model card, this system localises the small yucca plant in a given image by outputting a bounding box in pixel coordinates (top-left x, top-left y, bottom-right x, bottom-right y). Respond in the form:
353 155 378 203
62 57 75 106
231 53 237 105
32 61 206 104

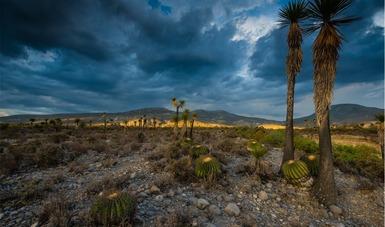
90 191 136 226
195 155 220 181
282 160 309 184
300 154 319 176
189 145 209 159
247 140 268 160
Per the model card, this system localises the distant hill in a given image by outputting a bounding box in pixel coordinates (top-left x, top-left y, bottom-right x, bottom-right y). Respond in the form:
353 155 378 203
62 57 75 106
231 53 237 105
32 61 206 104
0 107 278 125
0 104 382 125
294 104 384 125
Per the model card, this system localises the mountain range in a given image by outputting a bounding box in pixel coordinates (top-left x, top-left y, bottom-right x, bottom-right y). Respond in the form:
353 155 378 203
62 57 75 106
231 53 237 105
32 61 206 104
0 104 383 125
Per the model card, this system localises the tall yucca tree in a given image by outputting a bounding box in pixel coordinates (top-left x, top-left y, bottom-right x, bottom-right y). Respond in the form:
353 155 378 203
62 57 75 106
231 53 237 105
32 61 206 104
306 0 358 205
278 0 308 168
375 114 384 160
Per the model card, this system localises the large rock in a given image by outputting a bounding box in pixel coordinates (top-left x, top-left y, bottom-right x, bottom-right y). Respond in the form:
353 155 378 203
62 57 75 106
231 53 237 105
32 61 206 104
258 191 268 201
149 185 160 194
224 203 240 216
208 205 221 216
329 205 343 216
197 198 210 210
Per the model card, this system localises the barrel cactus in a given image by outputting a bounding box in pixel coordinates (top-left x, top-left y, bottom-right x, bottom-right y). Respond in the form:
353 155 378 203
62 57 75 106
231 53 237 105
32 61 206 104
282 160 309 184
300 154 319 176
194 155 220 181
189 144 209 159
247 140 267 159
90 191 136 226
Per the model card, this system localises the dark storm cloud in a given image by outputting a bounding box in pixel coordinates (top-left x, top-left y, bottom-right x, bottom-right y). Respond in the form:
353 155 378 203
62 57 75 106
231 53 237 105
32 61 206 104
250 0 384 86
0 0 383 118
0 0 112 60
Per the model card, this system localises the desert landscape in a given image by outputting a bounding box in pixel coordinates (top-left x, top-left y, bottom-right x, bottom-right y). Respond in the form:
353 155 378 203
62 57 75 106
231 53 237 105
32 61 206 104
0 0 384 226
0 102 384 226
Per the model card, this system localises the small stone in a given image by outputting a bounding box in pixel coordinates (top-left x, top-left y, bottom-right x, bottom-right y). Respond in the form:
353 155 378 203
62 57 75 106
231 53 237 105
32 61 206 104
31 222 38 227
329 205 343 216
0 213 4 219
224 195 233 202
224 203 240 216
149 185 161 194
197 199 210 209
208 205 221 216
130 172 136 179
138 192 148 197
332 223 345 227
258 191 268 201
155 195 163 201
266 182 272 188
205 224 217 227
168 190 175 197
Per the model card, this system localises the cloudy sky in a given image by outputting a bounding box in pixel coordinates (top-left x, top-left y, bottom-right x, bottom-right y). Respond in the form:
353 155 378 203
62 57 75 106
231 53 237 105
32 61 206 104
0 0 383 120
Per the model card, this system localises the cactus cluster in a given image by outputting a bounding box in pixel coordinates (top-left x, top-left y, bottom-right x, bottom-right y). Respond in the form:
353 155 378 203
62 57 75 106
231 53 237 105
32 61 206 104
189 144 209 159
300 154 319 176
90 191 136 226
194 154 221 181
282 160 309 184
247 140 268 159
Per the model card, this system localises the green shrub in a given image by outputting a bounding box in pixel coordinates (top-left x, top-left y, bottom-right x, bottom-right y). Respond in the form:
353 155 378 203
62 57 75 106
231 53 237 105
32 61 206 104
189 145 209 159
294 136 318 154
247 140 267 159
282 160 309 184
231 126 266 140
260 130 285 147
194 155 221 181
300 154 319 176
90 191 136 226
333 144 383 180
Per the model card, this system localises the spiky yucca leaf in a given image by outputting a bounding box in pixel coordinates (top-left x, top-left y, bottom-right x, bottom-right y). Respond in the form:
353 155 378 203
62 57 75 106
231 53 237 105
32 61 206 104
90 191 136 226
282 160 309 184
189 145 209 159
247 140 268 160
300 154 319 176
194 155 220 180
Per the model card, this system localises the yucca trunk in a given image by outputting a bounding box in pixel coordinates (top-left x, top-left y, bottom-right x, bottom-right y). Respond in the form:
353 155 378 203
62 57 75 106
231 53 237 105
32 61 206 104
378 123 384 160
281 22 302 167
189 120 195 139
312 25 340 205
282 73 296 164
183 120 188 138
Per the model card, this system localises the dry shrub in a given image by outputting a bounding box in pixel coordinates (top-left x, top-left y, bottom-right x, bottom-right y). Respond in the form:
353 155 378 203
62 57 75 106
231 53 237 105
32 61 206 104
102 157 117 168
86 174 131 195
154 210 190 227
38 193 73 226
215 139 247 156
65 141 89 155
18 179 53 204
130 142 142 152
68 161 87 175
34 144 65 168
0 151 17 175
153 173 175 190
166 156 194 182
49 133 70 144
90 141 110 153
211 151 229 164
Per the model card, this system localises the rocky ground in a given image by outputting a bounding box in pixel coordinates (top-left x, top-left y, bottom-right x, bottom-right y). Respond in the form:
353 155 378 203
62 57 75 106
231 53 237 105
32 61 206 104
0 128 383 227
